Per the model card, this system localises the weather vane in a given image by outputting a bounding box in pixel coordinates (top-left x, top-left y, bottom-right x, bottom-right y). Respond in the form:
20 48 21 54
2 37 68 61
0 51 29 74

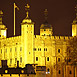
25 4 30 18
75 5 77 18
44 9 48 21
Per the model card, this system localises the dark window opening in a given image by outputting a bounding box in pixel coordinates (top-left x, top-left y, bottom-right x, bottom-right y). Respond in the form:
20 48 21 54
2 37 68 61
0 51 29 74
10 59 12 64
58 49 60 53
46 48 47 51
47 57 49 61
15 58 17 63
44 29 46 31
44 34 45 36
20 57 22 63
44 48 45 51
59 70 61 74
38 48 39 51
58 58 60 62
34 48 36 51
47 68 49 72
36 57 38 61
69 70 72 74
69 59 71 62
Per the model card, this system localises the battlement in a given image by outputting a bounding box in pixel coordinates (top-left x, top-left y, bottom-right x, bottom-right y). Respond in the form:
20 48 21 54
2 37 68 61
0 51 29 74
0 36 22 47
34 35 73 40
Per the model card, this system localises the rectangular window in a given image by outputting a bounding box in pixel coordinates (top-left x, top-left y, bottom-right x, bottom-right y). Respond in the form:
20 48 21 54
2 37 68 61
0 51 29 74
47 57 49 61
6 49 7 53
20 57 22 63
36 57 38 61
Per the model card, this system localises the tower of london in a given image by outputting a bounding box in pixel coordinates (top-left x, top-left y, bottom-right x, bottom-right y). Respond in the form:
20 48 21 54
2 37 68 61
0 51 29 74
0 3 77 77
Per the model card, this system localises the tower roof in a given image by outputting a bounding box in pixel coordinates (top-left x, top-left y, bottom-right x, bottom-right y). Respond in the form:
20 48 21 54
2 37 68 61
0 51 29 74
72 5 77 24
0 10 7 30
40 9 52 29
22 4 34 24
40 21 52 29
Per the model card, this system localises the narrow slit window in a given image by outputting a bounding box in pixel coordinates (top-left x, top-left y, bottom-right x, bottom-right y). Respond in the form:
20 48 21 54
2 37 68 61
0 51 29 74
59 70 61 74
36 57 38 61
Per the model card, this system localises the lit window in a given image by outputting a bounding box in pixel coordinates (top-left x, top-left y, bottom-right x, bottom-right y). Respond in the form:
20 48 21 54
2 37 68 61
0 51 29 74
47 57 49 61
59 70 61 74
58 58 60 62
5 70 8 73
21 70 24 73
20 57 22 63
36 57 38 61
58 49 60 53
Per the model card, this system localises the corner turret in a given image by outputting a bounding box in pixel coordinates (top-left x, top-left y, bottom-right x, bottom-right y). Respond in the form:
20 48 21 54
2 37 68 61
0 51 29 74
0 10 7 38
72 5 77 37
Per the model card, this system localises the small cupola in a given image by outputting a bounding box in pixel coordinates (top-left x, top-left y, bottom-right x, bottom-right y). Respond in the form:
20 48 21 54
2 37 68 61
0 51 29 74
40 9 53 36
0 10 7 38
21 4 32 24
72 5 77 37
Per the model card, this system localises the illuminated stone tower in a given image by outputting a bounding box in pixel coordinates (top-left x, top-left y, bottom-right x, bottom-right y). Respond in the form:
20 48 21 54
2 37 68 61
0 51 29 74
40 9 53 36
0 10 7 38
21 4 34 65
72 5 77 37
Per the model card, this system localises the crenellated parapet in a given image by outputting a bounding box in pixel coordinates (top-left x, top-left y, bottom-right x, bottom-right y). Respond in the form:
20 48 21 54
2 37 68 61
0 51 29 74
0 36 22 48
34 35 73 40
